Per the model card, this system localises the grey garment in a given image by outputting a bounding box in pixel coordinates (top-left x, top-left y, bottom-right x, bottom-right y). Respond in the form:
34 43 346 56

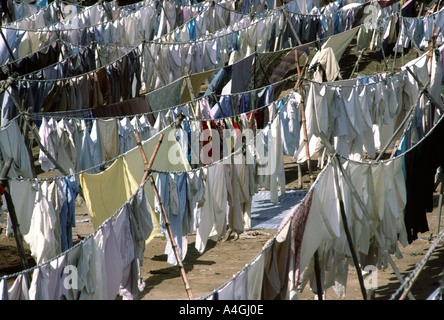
0 118 33 178
125 187 153 298
0 29 25 65
96 118 121 163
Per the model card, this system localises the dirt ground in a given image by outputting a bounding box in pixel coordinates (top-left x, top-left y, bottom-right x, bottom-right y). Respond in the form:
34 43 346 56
1 42 443 301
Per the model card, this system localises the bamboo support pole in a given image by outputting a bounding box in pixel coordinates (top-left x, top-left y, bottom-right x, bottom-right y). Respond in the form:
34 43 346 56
282 9 303 47
350 49 365 79
405 66 443 111
331 157 368 300
134 132 194 300
436 167 443 235
318 132 416 300
0 28 15 61
375 91 424 161
295 54 314 185
184 67 199 120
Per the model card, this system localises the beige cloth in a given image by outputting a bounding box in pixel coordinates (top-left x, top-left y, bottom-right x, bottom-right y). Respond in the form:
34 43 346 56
313 47 341 82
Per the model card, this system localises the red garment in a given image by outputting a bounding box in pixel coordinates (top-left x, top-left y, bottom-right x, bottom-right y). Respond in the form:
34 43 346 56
290 190 314 286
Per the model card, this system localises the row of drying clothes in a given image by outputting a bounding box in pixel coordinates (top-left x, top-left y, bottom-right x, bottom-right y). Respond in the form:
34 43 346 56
396 4 444 51
207 100 444 300
205 150 409 299
0 185 154 300
295 44 444 165
0 0 245 65
1 46 142 125
0 9 357 125
0 40 289 125
355 0 437 55
0 116 192 299
2 85 292 281
33 67 298 177
17 41 134 81
1 0 84 27
77 95 289 259
0 39 77 81
1 0 403 114
0 118 81 263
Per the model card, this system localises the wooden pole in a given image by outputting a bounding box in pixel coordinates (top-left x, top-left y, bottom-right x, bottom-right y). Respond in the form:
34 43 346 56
331 158 368 300
134 132 195 300
401 17 422 56
0 158 31 285
184 67 199 120
22 116 69 176
436 167 443 235
282 9 303 47
313 250 323 300
405 66 443 112
0 28 15 61
350 49 365 79
375 91 423 161
318 132 416 300
295 53 314 185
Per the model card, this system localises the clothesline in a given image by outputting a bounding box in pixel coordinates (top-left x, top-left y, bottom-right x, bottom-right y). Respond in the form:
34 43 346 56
0 0 409 91
8 89 291 182
0 97 286 281
389 226 444 299
2 0 86 27
198 103 444 300
199 155 331 299
6 22 439 183
8 64 438 182
0 173 151 282
0 0 238 32
2 18 438 182
15 42 134 81
28 64 297 121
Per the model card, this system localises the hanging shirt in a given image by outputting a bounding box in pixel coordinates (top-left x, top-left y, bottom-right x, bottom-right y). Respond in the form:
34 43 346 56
59 176 79 252
195 163 228 253
112 204 135 300
0 118 33 178
80 120 101 174
0 278 8 300
9 180 38 235
7 274 29 300
24 181 61 264
38 117 58 172
258 104 286 205
156 173 188 265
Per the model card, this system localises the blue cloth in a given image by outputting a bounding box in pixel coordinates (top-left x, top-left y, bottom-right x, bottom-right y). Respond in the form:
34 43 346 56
188 20 196 41
212 95 232 119
239 92 251 114
333 12 342 34
251 190 307 229
60 176 79 252
156 173 188 265
36 0 48 7
204 66 232 96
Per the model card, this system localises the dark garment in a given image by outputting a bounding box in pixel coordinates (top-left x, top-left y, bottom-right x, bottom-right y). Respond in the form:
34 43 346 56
404 116 444 243
91 96 155 126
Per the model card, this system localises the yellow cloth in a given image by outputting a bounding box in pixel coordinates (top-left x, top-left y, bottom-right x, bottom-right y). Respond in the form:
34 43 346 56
81 125 191 242
124 126 191 242
180 70 215 103
80 157 139 230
